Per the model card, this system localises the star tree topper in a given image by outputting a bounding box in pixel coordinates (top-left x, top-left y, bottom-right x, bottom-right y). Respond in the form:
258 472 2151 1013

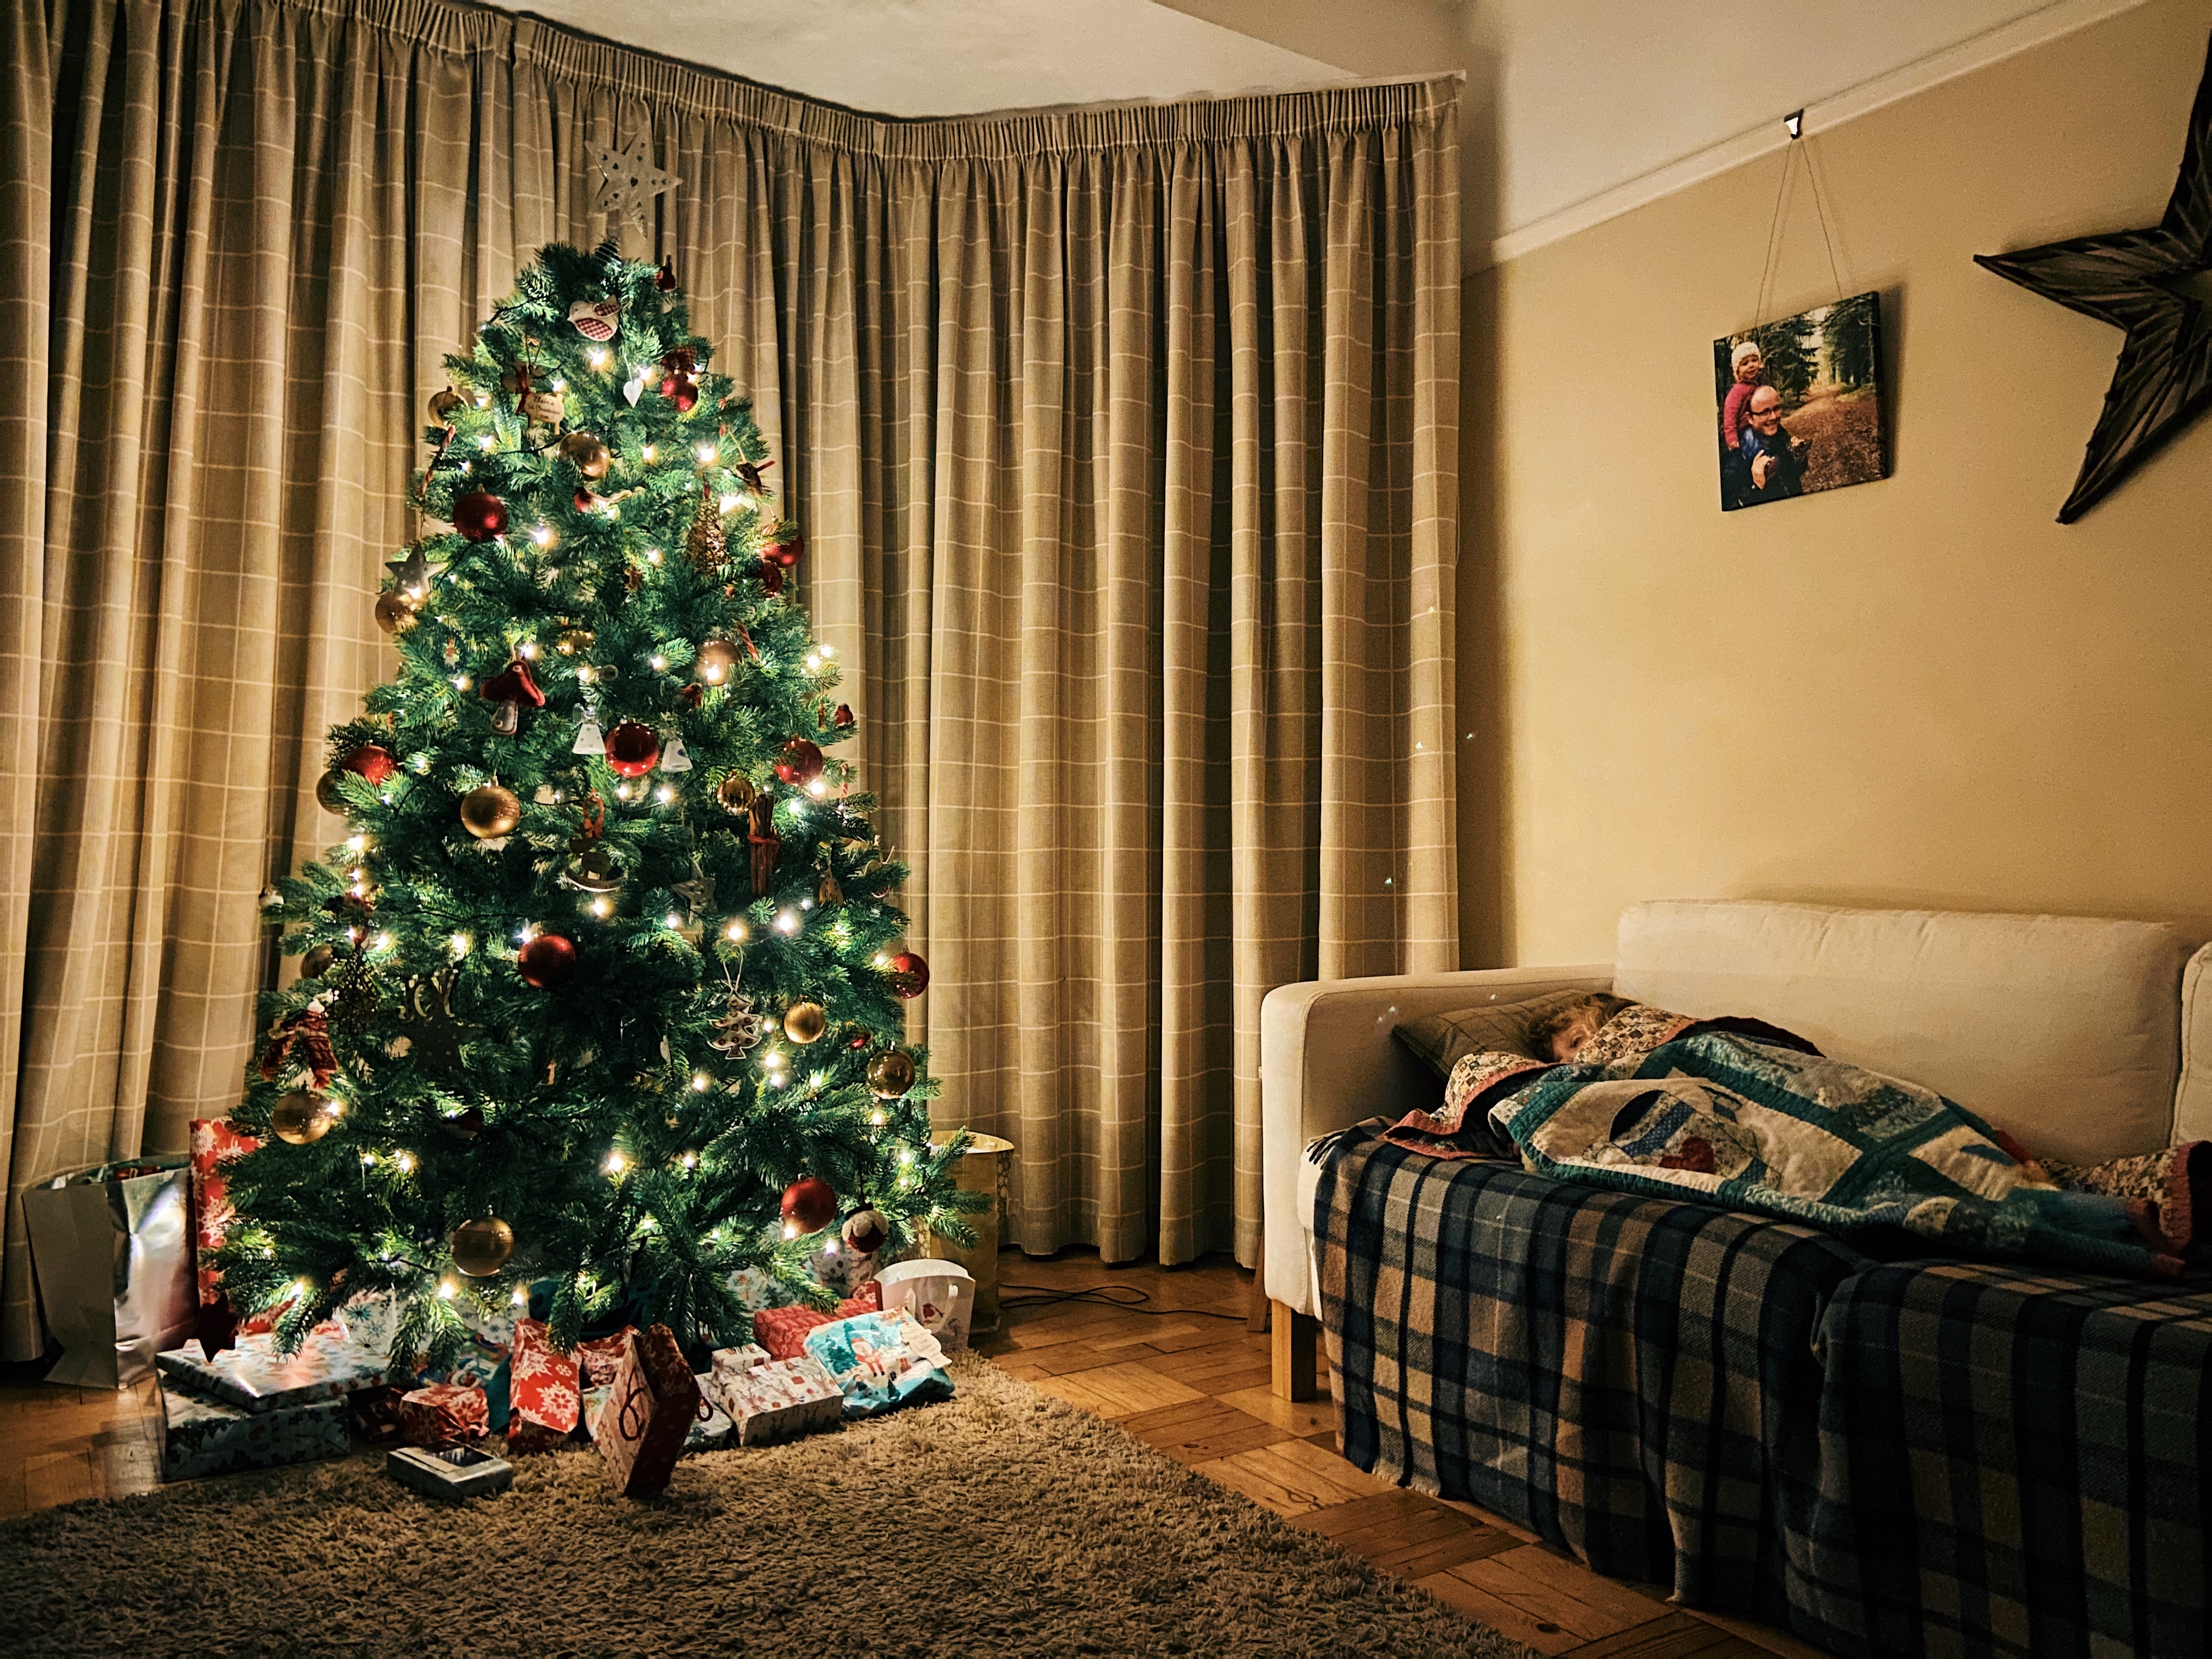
1976 32 2212 523
588 134 680 241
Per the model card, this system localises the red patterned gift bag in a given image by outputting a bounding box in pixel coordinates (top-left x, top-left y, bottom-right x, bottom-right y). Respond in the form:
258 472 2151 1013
188 1120 282 1335
504 1318 582 1454
595 1324 702 1498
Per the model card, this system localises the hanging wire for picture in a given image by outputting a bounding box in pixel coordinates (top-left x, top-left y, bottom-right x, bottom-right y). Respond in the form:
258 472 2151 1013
1752 111 1850 328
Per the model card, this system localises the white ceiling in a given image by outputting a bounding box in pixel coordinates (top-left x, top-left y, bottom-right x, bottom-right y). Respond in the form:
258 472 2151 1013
493 0 2138 255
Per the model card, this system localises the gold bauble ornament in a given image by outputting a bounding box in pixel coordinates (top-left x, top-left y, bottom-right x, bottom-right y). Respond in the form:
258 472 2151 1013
460 783 523 839
867 1050 917 1099
374 590 420 635
428 388 462 424
715 773 757 815
696 639 740 686
555 628 596 656
300 944 337 980
270 1091 332 1145
783 1002 828 1045
557 431 611 479
450 1215 515 1278
684 492 728 573
315 770 350 814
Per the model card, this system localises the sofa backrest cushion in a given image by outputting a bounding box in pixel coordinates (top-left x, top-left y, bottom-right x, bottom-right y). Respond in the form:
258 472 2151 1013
2173 944 2212 1144
1613 900 2186 1166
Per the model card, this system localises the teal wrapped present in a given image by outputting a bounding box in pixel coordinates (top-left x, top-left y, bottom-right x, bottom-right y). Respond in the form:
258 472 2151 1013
157 1380 350 1481
801 1307 953 1418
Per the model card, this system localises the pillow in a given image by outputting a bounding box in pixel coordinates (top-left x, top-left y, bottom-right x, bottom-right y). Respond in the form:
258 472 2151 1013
1395 989 1607 1080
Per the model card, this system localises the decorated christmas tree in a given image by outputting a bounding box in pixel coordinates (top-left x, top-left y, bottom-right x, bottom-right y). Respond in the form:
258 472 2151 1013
216 238 980 1369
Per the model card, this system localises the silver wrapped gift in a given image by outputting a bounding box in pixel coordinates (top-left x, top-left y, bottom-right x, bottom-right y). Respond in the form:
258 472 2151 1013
23 1157 196 1389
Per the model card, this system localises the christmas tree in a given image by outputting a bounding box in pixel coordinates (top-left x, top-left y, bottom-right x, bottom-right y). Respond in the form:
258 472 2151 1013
217 241 981 1368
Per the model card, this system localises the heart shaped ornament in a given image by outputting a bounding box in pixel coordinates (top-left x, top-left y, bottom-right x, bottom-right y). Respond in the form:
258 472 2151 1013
567 297 620 342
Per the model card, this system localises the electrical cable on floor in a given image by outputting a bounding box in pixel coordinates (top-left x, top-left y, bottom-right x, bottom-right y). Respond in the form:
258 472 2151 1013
997 1283 1249 1321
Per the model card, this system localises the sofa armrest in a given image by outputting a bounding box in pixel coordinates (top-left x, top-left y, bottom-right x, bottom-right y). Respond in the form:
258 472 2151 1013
1260 966 1613 1313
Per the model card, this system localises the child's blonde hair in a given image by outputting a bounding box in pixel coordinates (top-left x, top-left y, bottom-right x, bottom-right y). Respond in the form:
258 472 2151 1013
1526 994 1624 1058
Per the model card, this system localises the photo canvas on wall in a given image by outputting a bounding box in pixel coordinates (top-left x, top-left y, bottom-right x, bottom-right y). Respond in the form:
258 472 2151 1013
1714 292 1886 510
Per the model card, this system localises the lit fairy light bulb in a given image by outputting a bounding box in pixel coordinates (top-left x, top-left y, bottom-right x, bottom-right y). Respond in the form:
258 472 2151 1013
655 785 674 804
614 782 631 802
590 896 612 918
696 442 719 465
477 433 495 450
681 1151 698 1169
360 1150 376 1167
720 493 741 513
782 1221 799 1240
822 645 837 659
805 653 821 672
512 1285 529 1305
870 1109 886 1127
873 953 890 967
646 548 663 565
650 654 667 672
807 778 827 797
665 912 683 930
724 919 747 944
691 1073 710 1092
641 443 657 462
518 640 538 659
294 1278 314 1298
452 674 471 691
588 348 609 370
411 753 432 773
397 1152 416 1173
437 1279 456 1300
347 834 366 853
550 377 566 393
776 910 800 935
605 1150 627 1176
450 932 472 959
373 931 393 950
531 524 554 548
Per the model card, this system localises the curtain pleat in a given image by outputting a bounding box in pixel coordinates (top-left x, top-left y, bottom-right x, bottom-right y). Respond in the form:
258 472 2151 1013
1 0 1458 1359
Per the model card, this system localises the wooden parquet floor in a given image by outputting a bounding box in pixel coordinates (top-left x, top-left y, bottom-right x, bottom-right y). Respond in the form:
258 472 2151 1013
0 1250 1827 1658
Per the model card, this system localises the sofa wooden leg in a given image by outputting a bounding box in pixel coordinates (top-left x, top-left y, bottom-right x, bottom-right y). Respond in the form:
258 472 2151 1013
1270 1301 1319 1401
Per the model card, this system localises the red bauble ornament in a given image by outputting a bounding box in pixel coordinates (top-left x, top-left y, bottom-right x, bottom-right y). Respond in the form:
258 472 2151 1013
849 1031 870 1050
342 744 396 785
773 739 823 787
517 933 578 989
452 490 509 542
603 721 661 777
766 537 805 570
887 951 930 999
656 257 679 292
659 371 698 413
781 1176 837 1236
832 703 855 731
758 559 785 597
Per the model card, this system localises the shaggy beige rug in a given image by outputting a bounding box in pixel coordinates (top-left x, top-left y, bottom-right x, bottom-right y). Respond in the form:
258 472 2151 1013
0 1359 1530 1658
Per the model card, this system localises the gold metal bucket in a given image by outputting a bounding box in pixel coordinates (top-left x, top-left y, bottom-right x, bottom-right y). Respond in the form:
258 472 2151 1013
924 1132 1013 1333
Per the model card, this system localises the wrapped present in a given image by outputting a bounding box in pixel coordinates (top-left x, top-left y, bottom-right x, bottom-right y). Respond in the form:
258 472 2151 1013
802 1307 954 1418
575 1328 634 1387
351 1384 409 1446
751 1289 882 1361
702 1347 846 1445
188 1119 259 1313
398 1382 489 1446
157 1380 350 1481
156 1327 393 1414
595 1324 701 1498
503 1318 580 1456
874 1259 975 1350
579 1378 726 1451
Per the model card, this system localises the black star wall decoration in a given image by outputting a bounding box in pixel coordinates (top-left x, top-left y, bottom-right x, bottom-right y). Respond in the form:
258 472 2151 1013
1976 33 2212 523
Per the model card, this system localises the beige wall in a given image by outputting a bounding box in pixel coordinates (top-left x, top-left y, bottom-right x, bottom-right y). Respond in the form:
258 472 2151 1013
1462 0 2212 968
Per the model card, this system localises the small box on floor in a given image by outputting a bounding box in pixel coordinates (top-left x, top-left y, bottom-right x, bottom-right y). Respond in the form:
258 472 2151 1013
157 1380 350 1482
386 1442 515 1502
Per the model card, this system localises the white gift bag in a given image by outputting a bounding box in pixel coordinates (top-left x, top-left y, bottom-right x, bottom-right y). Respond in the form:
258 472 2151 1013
873 1258 975 1351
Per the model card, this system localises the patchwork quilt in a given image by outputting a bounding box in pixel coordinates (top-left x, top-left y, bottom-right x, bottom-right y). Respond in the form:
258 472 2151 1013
1409 1009 2187 1277
1315 1124 2212 1656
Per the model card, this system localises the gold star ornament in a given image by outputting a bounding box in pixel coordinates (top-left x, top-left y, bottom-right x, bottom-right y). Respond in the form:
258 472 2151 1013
588 134 680 241
1976 35 2212 523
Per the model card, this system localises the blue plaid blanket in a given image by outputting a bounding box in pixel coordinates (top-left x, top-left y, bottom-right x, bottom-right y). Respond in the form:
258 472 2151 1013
1314 1124 2212 1657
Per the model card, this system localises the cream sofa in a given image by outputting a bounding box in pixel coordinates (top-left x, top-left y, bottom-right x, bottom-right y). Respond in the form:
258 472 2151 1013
1262 898 2211 1353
